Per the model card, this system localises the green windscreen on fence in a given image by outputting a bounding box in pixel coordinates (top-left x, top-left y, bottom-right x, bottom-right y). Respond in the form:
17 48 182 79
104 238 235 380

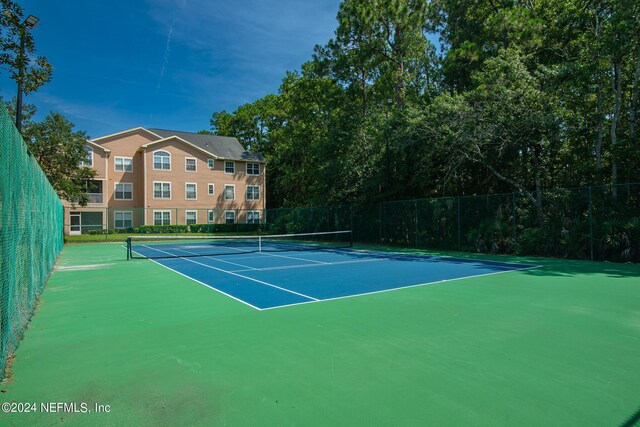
0 103 64 378
261 184 640 263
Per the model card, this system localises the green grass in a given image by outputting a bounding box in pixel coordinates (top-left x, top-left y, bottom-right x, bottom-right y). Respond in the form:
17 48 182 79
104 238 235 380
2 243 640 426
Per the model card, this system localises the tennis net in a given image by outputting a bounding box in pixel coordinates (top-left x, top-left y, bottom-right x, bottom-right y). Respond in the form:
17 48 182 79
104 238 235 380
126 230 353 260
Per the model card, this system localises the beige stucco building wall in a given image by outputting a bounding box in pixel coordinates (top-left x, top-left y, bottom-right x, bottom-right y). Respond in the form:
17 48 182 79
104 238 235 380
62 128 266 234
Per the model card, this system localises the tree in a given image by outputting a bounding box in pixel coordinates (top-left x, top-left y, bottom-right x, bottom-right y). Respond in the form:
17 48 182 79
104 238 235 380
22 111 96 206
0 1 52 105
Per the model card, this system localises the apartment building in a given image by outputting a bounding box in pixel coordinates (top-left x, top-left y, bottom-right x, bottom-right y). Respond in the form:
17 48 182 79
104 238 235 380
64 127 265 235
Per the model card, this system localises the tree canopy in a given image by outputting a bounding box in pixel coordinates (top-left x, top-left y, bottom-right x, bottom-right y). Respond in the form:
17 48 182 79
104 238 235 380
215 0 638 210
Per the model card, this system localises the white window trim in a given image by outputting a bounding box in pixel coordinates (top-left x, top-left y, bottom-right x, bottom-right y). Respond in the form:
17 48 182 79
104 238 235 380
80 146 93 167
152 181 172 200
185 182 197 200
153 210 171 226
246 185 260 201
114 182 133 200
185 210 198 225
247 210 260 224
185 157 197 173
207 210 215 223
114 156 133 173
224 210 236 223
114 211 133 229
224 161 235 174
208 183 215 195
153 150 171 171
224 184 235 200
246 163 260 175
207 159 215 169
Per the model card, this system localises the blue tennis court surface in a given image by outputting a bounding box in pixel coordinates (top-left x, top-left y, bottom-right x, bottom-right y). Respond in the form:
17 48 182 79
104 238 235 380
133 245 539 310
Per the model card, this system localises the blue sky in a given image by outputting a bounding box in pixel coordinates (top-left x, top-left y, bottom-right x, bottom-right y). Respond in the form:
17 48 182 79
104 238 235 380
0 0 342 138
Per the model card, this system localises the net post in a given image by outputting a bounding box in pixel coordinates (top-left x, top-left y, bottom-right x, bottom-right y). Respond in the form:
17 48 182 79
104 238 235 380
259 236 262 252
126 237 131 260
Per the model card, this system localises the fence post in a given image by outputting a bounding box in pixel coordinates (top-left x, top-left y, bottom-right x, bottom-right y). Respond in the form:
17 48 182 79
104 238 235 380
456 196 461 250
378 202 382 244
350 204 354 238
588 186 593 261
414 200 418 248
105 207 109 240
512 192 517 248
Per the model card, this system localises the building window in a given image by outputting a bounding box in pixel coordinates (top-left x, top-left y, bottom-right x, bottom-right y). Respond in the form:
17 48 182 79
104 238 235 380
185 210 197 225
224 210 235 224
208 210 214 223
247 163 260 175
115 157 133 172
185 157 197 172
246 185 260 201
153 210 171 225
114 183 133 200
224 161 235 174
153 182 171 199
208 183 215 195
185 183 197 200
114 211 133 229
224 185 235 200
247 211 260 224
79 145 93 167
153 151 171 170
207 159 215 169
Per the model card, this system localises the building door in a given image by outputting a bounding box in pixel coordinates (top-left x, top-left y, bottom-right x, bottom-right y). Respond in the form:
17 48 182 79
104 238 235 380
70 213 81 235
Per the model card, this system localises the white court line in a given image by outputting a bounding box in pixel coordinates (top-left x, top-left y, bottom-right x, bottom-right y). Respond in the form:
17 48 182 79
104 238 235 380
231 258 383 273
179 257 319 301
171 248 258 270
132 249 262 311
138 245 318 303
256 251 329 264
134 243 541 311
260 264 543 311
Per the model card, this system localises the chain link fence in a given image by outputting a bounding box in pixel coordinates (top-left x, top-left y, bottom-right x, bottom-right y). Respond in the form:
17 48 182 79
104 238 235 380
0 104 64 378
64 184 639 263
264 184 640 263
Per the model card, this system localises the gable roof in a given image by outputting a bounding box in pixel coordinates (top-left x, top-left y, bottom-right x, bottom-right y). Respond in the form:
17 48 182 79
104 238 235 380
148 128 265 162
90 127 162 143
86 140 111 153
139 135 222 159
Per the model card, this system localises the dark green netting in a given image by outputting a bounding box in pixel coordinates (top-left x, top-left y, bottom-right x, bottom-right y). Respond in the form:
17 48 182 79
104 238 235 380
0 104 64 378
262 184 640 263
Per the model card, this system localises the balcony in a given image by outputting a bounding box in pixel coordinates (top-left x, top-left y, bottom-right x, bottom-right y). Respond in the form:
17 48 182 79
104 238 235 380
87 193 104 204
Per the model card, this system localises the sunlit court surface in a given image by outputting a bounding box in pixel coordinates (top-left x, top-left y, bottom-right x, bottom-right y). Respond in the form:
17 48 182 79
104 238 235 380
127 231 540 310
4 238 640 426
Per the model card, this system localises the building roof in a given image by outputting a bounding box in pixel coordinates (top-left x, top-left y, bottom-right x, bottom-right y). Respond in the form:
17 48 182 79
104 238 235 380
148 128 265 163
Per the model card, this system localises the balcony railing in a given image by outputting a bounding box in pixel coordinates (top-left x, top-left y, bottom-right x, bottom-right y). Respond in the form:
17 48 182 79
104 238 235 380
87 193 103 204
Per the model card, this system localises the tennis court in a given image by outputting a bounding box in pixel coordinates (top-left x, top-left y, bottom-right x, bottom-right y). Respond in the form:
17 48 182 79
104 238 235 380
127 232 539 310
4 240 640 426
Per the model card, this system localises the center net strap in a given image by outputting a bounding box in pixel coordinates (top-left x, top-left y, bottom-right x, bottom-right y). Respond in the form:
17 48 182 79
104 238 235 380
126 230 352 259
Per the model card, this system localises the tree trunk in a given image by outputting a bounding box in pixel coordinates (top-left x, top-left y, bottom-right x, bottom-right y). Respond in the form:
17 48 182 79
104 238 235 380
596 87 603 178
610 60 622 198
361 66 367 119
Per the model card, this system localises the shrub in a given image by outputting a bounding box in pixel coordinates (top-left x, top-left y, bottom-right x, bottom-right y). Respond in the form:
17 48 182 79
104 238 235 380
138 225 189 234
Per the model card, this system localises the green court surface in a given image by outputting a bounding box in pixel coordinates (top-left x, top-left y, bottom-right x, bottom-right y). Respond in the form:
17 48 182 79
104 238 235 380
2 243 639 426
